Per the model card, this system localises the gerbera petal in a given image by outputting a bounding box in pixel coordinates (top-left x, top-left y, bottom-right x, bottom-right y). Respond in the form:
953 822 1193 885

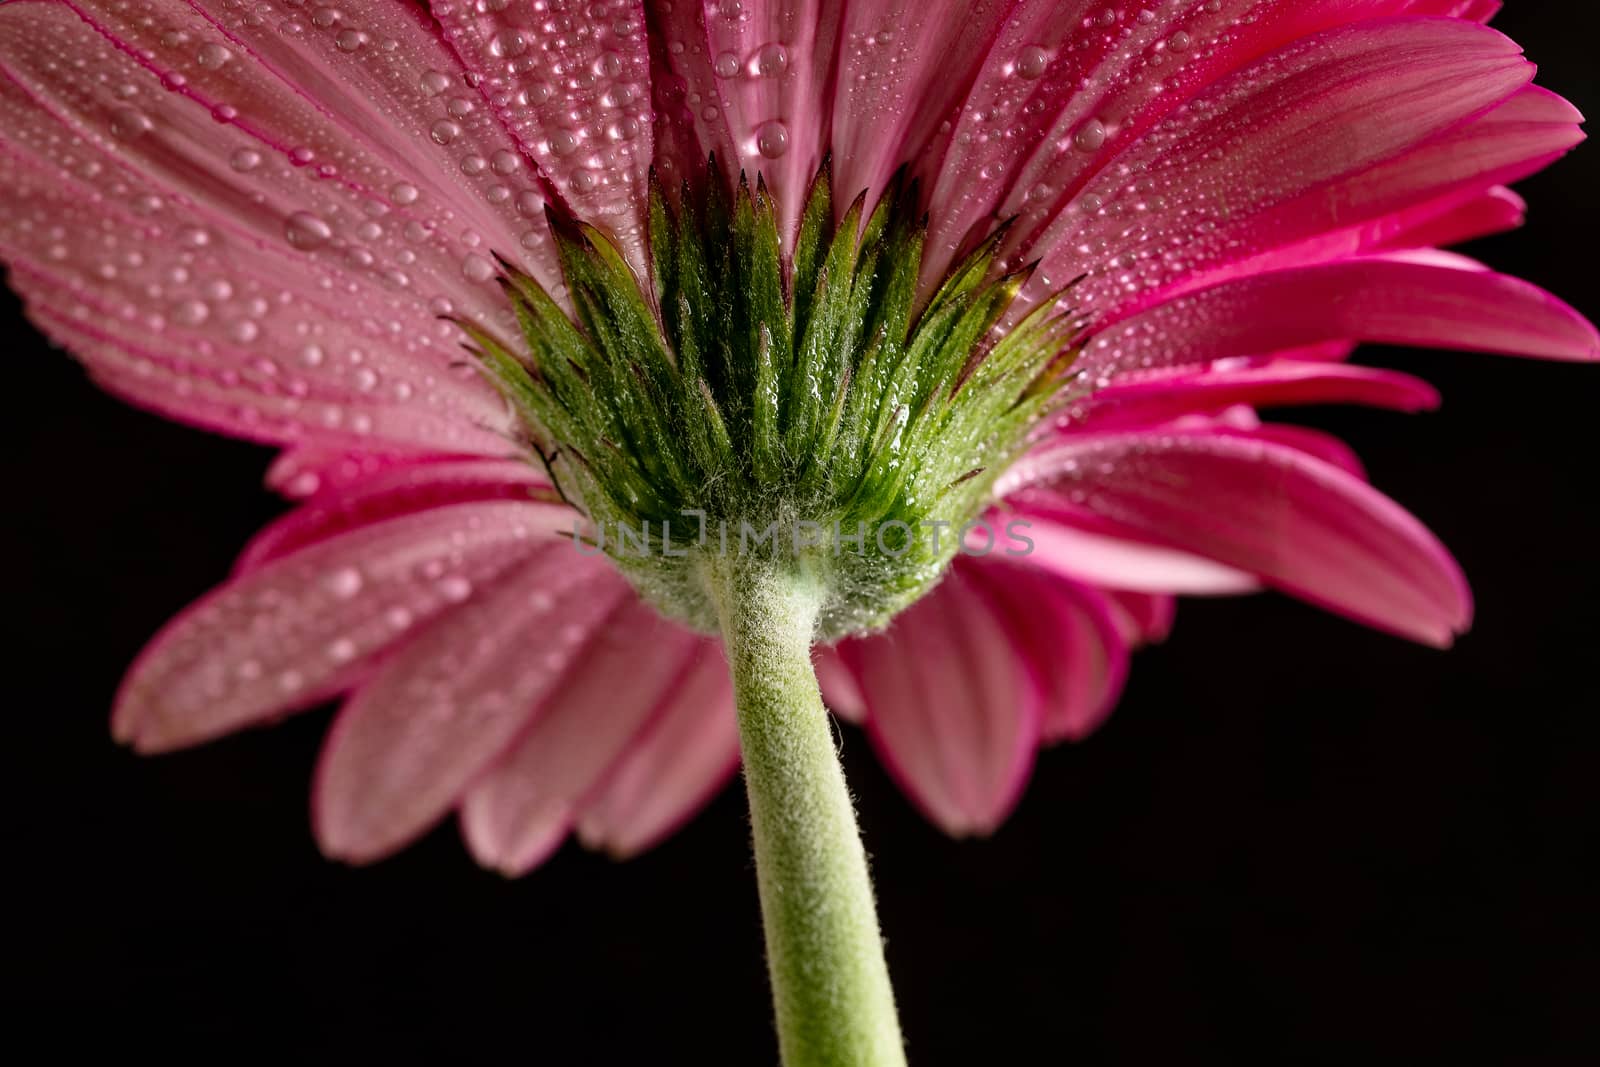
920 2 1528 291
1074 256 1598 384
1190 85 1583 282
235 458 550 573
969 558 1130 745
313 548 630 864
0 0 551 455
1008 430 1473 647
997 508 1262 595
1015 19 1555 323
265 447 461 500
459 601 705 875
430 0 654 262
574 649 740 859
827 0 1014 212
1082 359 1441 430
1370 185 1527 252
644 1 836 241
841 564 1042 837
1101 590 1176 647
813 644 866 724
113 500 571 753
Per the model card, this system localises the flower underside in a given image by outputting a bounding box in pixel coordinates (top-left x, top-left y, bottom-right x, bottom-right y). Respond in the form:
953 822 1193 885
464 160 1082 641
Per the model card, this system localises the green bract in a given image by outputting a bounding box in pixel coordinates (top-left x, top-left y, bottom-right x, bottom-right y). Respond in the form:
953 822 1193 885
463 160 1081 640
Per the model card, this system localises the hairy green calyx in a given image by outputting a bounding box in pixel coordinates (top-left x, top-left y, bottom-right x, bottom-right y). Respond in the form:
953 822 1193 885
465 161 1080 640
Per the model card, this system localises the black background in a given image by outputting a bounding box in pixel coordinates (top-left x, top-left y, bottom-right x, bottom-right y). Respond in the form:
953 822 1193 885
5 6 1597 1064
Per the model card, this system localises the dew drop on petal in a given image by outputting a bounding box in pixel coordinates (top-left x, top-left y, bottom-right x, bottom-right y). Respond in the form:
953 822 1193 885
284 211 333 250
547 129 578 157
756 42 788 78
324 567 363 598
109 107 153 140
1016 45 1049 79
490 28 527 58
1073 117 1107 152
461 253 495 283
755 120 789 159
197 43 233 69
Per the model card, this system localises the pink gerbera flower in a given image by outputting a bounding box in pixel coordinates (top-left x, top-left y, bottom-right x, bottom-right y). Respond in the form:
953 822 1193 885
2 0 1591 1061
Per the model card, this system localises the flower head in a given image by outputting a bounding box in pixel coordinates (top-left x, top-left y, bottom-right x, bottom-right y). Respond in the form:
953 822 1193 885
2 0 1593 868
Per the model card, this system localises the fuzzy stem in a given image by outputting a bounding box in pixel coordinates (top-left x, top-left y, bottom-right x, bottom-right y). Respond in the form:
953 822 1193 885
703 557 907 1067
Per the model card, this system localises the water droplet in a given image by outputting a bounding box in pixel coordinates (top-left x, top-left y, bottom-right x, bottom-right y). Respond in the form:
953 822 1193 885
390 181 419 205
229 147 262 172
172 299 209 326
284 211 333 250
756 42 788 78
1073 117 1107 152
714 51 739 78
547 129 579 157
438 575 473 602
324 566 363 598
1016 45 1049 79
420 70 451 95
490 28 527 58
197 43 233 69
461 253 495 283
755 120 789 159
430 119 460 145
109 107 153 140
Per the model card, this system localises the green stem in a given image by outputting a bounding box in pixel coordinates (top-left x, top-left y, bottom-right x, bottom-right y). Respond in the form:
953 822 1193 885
704 557 907 1067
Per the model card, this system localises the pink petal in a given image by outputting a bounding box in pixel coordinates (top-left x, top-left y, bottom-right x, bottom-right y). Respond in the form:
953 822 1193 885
1372 185 1527 251
113 500 572 753
1243 425 1367 479
1203 85 1584 282
574 648 740 859
1009 430 1473 647
459 601 706 876
1015 19 1550 323
813 643 866 724
997 508 1262 596
0 0 550 455
235 458 551 573
313 549 632 864
265 448 464 501
1101 590 1177 647
920 3 1534 292
840 564 1042 837
828 0 1014 214
1082 359 1441 431
646 1 836 242
969 559 1131 745
431 0 653 265
1073 256 1597 384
